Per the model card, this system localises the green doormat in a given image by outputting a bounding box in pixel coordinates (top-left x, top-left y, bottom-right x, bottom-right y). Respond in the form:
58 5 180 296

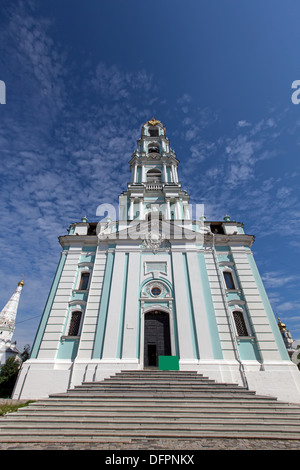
158 356 179 371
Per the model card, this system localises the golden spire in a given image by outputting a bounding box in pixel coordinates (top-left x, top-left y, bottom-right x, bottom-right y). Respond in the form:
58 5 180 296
147 117 162 127
277 317 286 331
18 275 25 287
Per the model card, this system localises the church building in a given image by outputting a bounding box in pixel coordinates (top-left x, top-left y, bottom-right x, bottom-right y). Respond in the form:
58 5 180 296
13 118 300 403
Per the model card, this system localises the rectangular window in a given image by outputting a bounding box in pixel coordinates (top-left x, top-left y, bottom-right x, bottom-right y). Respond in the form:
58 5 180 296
223 271 235 290
233 311 248 336
79 272 90 290
68 311 82 336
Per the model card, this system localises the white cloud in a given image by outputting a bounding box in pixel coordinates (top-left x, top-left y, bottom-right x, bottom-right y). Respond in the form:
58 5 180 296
261 271 299 289
237 120 251 127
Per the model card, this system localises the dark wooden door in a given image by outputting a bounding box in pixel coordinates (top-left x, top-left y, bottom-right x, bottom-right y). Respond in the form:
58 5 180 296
144 311 171 367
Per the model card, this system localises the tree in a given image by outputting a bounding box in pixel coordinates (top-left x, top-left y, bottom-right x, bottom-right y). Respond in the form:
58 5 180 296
0 356 20 398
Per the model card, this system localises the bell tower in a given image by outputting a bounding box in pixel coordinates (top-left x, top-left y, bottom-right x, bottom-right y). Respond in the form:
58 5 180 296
0 279 24 364
13 118 300 405
120 118 191 221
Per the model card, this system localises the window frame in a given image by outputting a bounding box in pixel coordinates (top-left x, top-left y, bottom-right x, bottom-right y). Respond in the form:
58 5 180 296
79 272 90 290
223 270 236 290
67 310 83 337
75 266 92 292
219 262 239 291
228 303 252 338
232 310 249 337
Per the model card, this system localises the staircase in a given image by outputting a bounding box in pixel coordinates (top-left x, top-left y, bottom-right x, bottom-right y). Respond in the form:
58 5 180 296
1 370 300 443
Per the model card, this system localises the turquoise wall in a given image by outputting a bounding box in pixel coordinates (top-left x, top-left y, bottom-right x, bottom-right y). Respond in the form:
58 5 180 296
57 337 80 360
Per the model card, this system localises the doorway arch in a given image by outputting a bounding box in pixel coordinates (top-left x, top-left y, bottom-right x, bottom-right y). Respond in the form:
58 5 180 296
144 310 171 367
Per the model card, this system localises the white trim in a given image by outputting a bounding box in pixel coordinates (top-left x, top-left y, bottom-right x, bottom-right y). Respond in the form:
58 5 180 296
65 305 85 337
229 304 252 337
75 267 92 291
220 265 239 291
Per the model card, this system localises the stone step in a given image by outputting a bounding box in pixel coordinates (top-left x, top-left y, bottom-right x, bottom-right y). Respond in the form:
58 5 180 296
4 413 300 424
111 374 211 380
2 418 300 431
79 381 242 388
1 369 300 443
110 376 216 383
115 370 199 375
1 429 300 442
25 400 300 414
50 391 271 400
72 385 246 393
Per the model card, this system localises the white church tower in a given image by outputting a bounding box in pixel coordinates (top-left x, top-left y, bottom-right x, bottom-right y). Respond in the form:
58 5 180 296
13 119 300 403
0 280 24 365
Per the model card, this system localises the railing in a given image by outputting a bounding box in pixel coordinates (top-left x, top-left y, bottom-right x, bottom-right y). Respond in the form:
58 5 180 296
146 182 163 190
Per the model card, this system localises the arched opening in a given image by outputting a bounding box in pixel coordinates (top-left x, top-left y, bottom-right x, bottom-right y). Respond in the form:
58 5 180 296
146 168 162 183
144 311 171 367
148 142 160 154
149 127 159 137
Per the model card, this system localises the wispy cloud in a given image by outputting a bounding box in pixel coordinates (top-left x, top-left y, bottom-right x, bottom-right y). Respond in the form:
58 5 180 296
261 271 299 289
1 1 300 348
237 120 251 128
0 1 161 348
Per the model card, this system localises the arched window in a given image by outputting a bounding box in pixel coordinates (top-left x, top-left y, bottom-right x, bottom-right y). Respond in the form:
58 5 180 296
147 168 162 183
79 272 90 290
149 127 159 137
68 311 82 336
148 142 160 154
223 271 235 290
233 311 249 336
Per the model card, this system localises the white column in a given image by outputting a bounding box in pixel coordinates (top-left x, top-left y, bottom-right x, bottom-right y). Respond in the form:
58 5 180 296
171 164 176 183
139 199 144 220
183 203 191 220
174 165 179 183
176 200 182 219
122 252 140 360
166 198 171 220
133 163 138 183
129 198 135 220
171 252 195 360
142 164 146 183
102 252 126 359
163 163 167 182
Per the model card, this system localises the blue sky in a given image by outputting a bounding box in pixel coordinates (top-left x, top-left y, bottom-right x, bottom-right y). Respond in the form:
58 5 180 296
1 0 300 351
